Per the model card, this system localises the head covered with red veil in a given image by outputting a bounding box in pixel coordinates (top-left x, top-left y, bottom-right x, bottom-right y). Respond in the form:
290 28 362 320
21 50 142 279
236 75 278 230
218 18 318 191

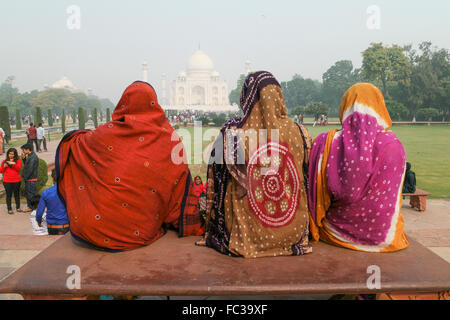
56 81 204 251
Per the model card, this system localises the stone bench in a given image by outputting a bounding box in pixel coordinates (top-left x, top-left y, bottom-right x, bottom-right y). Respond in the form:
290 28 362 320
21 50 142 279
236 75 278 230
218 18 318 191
0 231 449 300
403 188 432 212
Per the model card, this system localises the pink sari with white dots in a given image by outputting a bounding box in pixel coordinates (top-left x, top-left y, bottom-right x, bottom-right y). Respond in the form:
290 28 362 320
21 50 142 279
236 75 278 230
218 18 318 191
308 83 409 252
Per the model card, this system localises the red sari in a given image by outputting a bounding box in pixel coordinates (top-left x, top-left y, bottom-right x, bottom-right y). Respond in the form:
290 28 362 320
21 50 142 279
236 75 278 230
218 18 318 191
56 81 204 251
193 176 206 198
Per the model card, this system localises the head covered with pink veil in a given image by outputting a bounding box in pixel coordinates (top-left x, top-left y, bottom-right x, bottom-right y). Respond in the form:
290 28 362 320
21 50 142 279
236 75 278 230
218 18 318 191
308 83 409 252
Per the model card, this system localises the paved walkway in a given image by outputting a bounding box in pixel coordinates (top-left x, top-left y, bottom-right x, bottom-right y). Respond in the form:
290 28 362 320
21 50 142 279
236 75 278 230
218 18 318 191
0 136 449 299
31 138 61 167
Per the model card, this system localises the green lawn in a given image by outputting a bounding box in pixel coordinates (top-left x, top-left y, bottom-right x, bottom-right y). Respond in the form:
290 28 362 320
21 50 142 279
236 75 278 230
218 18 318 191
180 125 450 198
3 125 447 199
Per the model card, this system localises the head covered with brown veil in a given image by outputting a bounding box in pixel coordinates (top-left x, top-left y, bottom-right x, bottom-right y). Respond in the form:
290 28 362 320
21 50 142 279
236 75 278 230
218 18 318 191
55 81 204 251
202 71 312 258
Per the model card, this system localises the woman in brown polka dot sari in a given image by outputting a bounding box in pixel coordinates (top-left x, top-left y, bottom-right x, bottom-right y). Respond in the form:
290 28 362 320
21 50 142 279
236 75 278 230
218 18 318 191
55 81 204 251
198 71 312 258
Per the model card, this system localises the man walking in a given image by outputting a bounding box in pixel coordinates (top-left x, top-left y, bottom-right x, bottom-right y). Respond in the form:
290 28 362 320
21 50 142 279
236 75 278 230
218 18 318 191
26 123 38 152
21 143 39 212
36 170 69 235
36 123 46 152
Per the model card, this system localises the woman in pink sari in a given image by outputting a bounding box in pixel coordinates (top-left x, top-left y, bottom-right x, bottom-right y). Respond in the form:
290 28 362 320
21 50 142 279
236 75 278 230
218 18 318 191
308 83 409 252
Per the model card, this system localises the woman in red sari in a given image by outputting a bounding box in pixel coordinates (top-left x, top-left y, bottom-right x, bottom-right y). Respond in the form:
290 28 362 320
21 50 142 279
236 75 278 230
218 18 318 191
56 81 204 251
193 176 206 198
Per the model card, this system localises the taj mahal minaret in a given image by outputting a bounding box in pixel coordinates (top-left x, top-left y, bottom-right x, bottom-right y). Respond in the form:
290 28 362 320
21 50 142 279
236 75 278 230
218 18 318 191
142 60 149 82
245 60 252 74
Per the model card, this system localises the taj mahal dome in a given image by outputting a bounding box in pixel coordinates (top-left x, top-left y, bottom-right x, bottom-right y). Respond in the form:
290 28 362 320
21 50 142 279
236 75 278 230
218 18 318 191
142 50 243 112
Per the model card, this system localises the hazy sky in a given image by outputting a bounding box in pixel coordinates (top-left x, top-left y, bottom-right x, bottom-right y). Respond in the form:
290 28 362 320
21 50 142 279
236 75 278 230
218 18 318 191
1 0 449 103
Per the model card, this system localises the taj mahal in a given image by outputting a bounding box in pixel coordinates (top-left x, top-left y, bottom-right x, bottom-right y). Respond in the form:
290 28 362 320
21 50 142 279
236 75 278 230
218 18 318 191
142 50 244 112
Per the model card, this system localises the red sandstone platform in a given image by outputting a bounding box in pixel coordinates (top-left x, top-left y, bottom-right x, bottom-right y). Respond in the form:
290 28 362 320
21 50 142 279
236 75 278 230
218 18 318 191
0 231 449 298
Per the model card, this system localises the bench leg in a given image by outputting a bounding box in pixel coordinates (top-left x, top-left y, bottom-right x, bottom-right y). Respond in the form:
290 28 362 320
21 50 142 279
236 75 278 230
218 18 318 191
410 196 426 212
409 196 418 210
418 196 427 211
377 291 450 300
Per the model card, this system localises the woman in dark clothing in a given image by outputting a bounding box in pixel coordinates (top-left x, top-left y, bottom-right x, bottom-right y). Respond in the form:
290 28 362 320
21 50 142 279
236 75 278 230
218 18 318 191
402 162 416 193
0 148 22 214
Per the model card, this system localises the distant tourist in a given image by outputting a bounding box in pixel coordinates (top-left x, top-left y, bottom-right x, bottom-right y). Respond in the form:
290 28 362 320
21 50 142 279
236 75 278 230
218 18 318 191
313 114 319 127
20 143 39 213
308 83 409 252
36 123 47 152
55 81 204 251
26 123 38 152
402 162 416 194
42 132 47 152
35 170 69 235
0 148 22 214
193 176 206 197
0 127 4 155
193 176 207 222
298 113 303 124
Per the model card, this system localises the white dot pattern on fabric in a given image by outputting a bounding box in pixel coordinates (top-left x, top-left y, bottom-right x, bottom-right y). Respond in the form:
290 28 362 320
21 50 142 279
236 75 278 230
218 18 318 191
320 109 407 248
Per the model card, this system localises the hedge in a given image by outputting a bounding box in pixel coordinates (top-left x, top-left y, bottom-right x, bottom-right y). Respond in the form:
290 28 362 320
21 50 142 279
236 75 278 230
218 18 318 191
20 158 49 196
78 107 85 130
0 106 11 142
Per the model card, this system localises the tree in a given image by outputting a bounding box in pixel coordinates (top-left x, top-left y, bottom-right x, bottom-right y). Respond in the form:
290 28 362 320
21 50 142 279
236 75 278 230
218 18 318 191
78 107 85 130
0 76 19 107
305 102 329 120
322 60 361 114
100 98 114 109
0 106 11 142
35 107 42 126
30 88 76 116
72 109 77 123
86 96 102 112
106 108 111 122
385 100 409 121
442 79 450 121
61 109 66 134
417 108 440 121
210 113 227 126
280 75 322 111
100 98 115 111
361 43 411 98
11 94 31 115
47 109 53 127
229 74 246 106
93 108 98 128
72 92 88 110
289 106 305 117
393 42 450 121
15 109 22 130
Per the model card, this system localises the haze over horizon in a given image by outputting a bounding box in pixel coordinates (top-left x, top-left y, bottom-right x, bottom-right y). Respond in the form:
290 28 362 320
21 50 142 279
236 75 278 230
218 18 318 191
1 0 449 104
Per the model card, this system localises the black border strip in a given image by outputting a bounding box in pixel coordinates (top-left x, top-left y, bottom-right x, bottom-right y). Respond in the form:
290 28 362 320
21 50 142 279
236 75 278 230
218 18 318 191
178 171 192 237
